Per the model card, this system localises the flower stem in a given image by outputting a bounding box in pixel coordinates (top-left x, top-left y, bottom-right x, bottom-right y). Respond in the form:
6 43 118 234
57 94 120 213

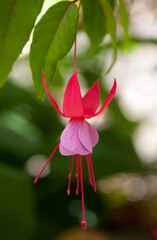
34 141 60 184
74 39 77 73
78 0 82 10
67 155 74 195
73 0 83 73
79 155 86 230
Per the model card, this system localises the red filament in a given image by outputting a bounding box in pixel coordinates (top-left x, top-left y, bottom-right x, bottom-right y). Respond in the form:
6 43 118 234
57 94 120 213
89 154 96 192
86 155 93 187
79 155 86 230
75 154 79 195
67 155 74 195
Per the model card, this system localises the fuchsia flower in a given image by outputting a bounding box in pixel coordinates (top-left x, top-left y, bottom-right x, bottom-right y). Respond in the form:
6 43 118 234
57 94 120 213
34 71 117 229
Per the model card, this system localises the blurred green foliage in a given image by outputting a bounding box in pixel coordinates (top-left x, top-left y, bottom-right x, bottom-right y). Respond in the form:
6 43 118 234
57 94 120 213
82 0 107 48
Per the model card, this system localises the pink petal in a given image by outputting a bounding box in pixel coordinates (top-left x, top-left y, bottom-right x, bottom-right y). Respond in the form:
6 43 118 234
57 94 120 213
82 79 100 115
79 120 99 152
79 121 92 152
63 72 84 118
42 71 65 117
60 119 90 155
59 142 74 156
84 78 117 118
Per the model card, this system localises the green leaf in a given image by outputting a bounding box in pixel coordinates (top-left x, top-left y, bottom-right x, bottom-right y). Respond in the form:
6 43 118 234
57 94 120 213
82 0 107 48
110 0 116 9
118 0 129 44
100 0 117 73
30 1 79 100
0 0 44 87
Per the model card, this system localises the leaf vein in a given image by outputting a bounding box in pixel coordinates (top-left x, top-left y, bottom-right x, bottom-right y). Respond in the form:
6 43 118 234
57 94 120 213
43 2 73 70
0 0 17 64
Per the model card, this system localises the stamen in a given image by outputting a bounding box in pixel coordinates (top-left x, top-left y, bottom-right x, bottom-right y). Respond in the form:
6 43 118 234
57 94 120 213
34 141 60 184
89 154 96 192
79 155 86 230
75 154 79 195
67 155 74 195
86 155 93 186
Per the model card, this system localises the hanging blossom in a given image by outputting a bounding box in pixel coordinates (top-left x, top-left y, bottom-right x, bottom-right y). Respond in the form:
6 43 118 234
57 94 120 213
34 70 117 230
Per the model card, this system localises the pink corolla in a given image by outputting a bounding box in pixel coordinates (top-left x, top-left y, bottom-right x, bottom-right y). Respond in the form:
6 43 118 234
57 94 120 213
34 71 117 229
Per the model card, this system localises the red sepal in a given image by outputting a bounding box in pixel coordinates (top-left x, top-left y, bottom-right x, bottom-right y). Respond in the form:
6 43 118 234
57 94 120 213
84 79 117 118
42 71 65 117
63 71 84 118
83 79 100 115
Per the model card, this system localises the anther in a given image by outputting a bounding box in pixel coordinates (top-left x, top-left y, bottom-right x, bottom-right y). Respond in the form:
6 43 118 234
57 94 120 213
81 220 86 230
